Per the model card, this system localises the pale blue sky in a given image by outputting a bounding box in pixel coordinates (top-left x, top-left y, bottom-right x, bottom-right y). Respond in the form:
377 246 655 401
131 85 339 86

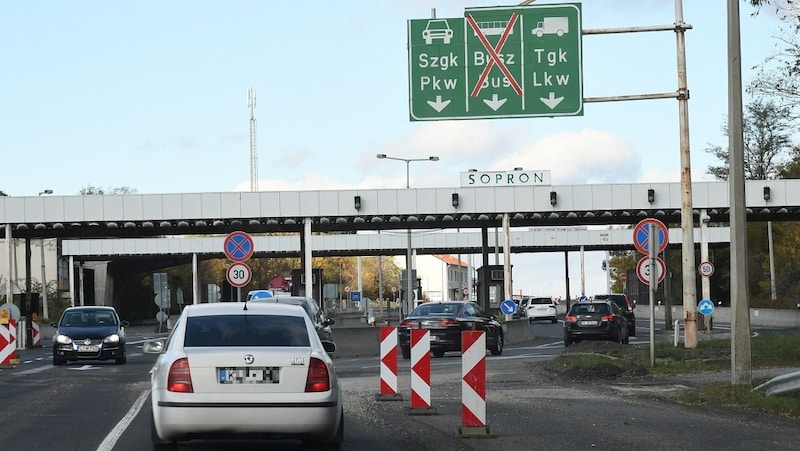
1 1 785 297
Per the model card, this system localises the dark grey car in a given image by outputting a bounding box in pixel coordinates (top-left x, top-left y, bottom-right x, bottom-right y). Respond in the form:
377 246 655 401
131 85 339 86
51 306 128 365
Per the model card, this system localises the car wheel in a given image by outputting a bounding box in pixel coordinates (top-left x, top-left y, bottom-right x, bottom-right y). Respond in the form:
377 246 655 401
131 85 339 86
151 411 177 451
563 331 573 347
489 331 503 356
400 346 410 360
303 408 343 450
629 326 636 337
551 317 558 324
432 350 445 358
115 349 127 365
53 354 66 366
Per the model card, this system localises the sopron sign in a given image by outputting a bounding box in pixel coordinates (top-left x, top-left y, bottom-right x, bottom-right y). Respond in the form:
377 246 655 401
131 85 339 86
408 3 583 121
461 170 551 187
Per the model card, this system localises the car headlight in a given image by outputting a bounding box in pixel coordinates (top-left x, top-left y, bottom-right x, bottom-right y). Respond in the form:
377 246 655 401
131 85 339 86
103 334 120 344
55 334 73 345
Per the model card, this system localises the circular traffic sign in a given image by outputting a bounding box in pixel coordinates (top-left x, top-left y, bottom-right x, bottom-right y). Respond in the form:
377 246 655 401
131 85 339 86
501 299 517 315
226 262 252 288
698 299 715 316
223 231 255 262
345 286 350 293
633 218 669 255
636 256 666 285
698 261 715 277
391 286 397 293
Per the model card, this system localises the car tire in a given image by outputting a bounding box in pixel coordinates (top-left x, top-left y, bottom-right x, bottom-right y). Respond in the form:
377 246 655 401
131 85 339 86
432 350 445 358
489 331 503 356
53 356 66 366
629 326 636 337
115 349 127 365
551 317 558 324
151 412 177 451
564 332 573 347
400 346 410 360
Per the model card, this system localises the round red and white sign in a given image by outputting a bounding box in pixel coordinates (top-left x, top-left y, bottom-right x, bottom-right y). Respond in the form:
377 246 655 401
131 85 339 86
636 256 666 285
226 262 252 288
698 261 715 277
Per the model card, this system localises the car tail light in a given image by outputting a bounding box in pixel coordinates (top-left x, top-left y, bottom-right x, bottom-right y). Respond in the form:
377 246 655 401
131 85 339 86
439 318 458 326
305 357 331 392
601 314 615 322
565 314 577 323
399 320 413 328
167 358 193 393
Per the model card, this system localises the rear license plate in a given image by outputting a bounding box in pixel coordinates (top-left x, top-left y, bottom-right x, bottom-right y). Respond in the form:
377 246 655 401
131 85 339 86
218 367 280 384
579 320 598 326
77 345 99 352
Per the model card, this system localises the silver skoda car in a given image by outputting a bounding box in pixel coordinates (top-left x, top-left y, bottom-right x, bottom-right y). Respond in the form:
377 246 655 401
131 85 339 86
144 302 343 450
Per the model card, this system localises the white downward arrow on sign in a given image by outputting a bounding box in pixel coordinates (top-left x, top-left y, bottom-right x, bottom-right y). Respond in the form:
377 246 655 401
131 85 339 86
540 92 564 109
427 95 451 112
483 94 507 111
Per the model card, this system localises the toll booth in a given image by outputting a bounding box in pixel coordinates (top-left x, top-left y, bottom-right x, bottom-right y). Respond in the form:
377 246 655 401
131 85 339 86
476 265 510 313
291 268 323 301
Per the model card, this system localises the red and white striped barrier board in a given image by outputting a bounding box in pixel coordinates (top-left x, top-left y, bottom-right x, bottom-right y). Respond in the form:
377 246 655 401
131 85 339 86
408 329 436 414
457 330 492 437
376 326 402 401
0 319 20 367
32 319 41 348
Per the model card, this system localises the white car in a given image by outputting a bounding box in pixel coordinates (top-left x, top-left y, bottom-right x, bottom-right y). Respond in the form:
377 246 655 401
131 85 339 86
525 297 558 324
144 302 343 450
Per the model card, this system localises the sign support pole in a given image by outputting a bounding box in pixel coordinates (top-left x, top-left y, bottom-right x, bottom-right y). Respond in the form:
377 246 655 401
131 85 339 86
648 224 656 367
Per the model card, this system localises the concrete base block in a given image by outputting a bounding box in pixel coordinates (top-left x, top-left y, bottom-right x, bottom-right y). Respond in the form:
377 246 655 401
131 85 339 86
375 393 404 402
455 425 493 438
406 406 438 416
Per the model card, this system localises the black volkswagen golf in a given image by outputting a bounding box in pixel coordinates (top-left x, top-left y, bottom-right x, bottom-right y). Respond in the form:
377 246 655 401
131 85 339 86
52 306 129 365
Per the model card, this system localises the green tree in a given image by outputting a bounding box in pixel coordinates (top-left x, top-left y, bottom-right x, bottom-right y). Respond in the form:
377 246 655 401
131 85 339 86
80 184 138 195
706 100 793 180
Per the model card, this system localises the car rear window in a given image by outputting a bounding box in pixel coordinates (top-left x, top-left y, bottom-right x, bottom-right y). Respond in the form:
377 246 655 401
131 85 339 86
571 303 611 315
530 298 552 305
411 303 459 316
184 314 310 347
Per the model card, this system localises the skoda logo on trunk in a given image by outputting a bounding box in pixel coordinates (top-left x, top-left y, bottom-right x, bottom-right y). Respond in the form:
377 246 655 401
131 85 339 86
244 354 254 365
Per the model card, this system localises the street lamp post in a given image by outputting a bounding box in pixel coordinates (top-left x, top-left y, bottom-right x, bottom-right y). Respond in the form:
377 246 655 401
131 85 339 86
39 189 53 319
376 154 439 316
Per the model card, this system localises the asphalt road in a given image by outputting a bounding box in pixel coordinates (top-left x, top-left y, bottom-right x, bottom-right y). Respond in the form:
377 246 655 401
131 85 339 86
1 320 798 451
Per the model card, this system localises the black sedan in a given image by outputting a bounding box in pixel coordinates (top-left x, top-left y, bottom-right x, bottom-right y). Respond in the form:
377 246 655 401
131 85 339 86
397 301 504 359
51 306 129 365
563 301 628 346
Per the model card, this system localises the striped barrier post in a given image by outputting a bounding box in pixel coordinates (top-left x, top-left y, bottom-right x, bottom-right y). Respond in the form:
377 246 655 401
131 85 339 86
457 330 492 437
0 319 20 367
376 326 402 401
408 328 436 415
31 318 41 348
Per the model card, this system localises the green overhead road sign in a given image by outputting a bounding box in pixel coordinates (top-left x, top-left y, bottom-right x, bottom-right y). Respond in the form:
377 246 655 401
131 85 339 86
408 3 583 121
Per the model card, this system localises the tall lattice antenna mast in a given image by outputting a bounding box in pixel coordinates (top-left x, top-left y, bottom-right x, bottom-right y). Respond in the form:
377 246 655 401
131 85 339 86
247 88 258 192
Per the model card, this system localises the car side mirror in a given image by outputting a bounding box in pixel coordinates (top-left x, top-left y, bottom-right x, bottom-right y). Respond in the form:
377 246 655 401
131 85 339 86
322 341 336 354
143 339 165 354
324 318 335 327
121 320 131 327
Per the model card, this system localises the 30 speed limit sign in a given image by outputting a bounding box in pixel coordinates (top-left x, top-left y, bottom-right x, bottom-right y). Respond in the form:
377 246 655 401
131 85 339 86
226 262 252 288
698 261 715 277
637 256 666 285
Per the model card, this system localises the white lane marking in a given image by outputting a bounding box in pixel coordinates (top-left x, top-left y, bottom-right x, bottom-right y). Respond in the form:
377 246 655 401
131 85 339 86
96 388 150 451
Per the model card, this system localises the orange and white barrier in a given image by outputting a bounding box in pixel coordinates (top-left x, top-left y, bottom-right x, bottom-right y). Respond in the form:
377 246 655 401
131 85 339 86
376 326 402 401
0 319 20 367
409 329 435 414
457 330 492 437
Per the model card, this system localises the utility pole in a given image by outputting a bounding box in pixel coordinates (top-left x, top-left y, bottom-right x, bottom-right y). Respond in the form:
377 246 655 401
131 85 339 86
248 88 258 192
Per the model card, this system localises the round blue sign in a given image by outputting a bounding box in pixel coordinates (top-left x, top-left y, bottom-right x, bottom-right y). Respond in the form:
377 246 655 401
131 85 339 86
501 299 517 315
698 299 715 316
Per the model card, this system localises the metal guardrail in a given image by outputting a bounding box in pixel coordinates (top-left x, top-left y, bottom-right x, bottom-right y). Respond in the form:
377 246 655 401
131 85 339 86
753 370 800 397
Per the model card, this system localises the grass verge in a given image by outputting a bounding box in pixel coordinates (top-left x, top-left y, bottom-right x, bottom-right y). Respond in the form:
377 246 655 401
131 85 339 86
540 332 800 418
